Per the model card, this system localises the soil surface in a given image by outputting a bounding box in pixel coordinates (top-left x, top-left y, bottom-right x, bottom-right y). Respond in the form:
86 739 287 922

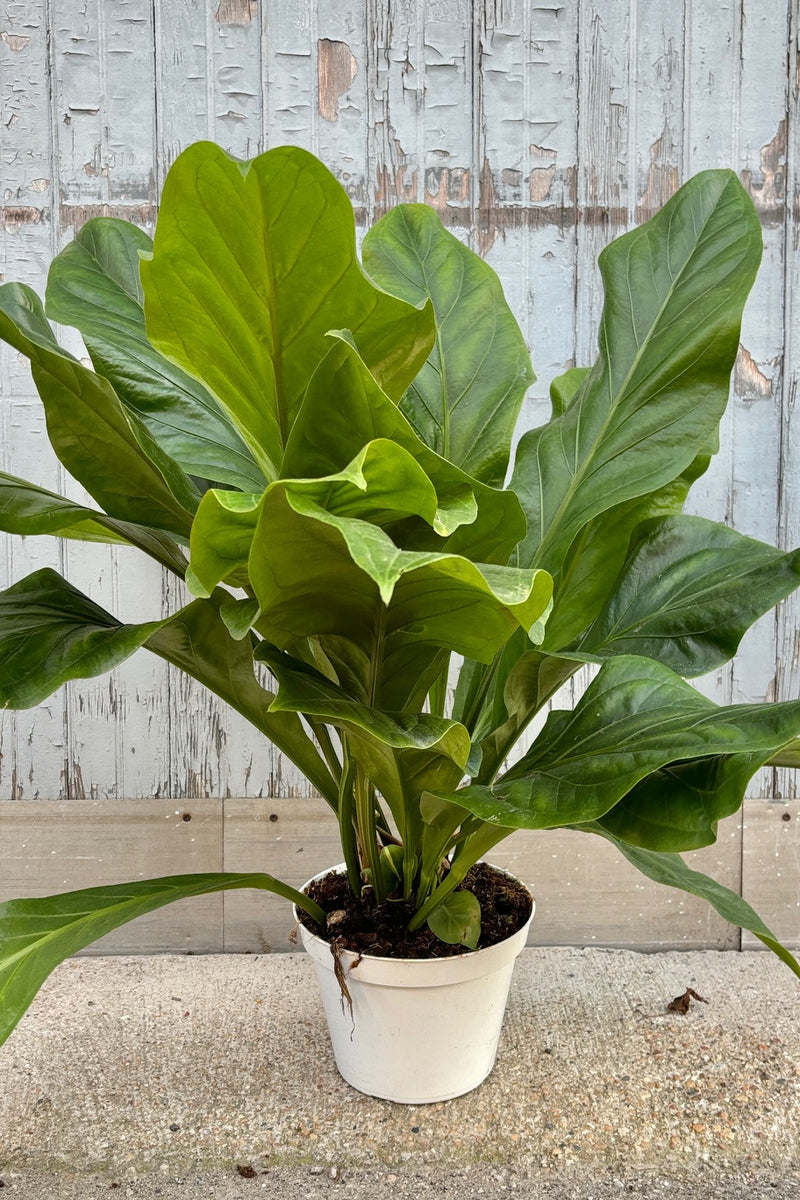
299 861 532 958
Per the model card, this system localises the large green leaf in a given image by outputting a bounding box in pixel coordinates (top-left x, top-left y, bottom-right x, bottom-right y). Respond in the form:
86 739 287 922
363 203 534 487
0 472 188 575
574 516 800 676
595 751 769 851
476 453 712 768
247 484 552 666
512 170 762 574
140 142 434 481
579 823 800 979
0 569 337 804
538 453 710 650
0 873 326 1049
440 656 800 831
45 218 265 491
0 569 164 709
188 439 449 597
283 336 525 565
0 283 197 537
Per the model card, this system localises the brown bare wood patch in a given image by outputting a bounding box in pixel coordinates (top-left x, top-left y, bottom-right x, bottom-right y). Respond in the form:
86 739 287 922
2 206 44 226
215 0 256 25
1 30 30 51
59 202 158 230
734 346 774 399
317 39 357 123
639 121 680 212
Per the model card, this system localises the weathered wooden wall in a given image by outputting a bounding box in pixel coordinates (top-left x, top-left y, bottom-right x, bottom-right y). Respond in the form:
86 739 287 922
1 1 799 952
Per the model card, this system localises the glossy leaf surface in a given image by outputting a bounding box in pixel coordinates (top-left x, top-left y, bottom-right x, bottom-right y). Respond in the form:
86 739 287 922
575 516 800 676
442 657 800 831
0 472 188 574
0 569 336 804
0 873 325 1048
46 218 265 491
594 751 769 851
0 283 197 537
0 569 164 709
283 336 525 565
363 204 534 487
248 484 552 663
512 170 761 574
141 142 434 480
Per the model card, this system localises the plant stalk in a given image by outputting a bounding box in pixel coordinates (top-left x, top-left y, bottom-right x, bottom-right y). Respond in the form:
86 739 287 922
355 767 385 904
337 744 361 896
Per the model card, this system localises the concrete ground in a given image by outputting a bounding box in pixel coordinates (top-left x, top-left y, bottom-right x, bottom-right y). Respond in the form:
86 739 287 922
1 947 798 1198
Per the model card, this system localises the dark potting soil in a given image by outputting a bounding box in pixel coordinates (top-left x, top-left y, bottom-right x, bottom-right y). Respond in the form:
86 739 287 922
298 861 532 959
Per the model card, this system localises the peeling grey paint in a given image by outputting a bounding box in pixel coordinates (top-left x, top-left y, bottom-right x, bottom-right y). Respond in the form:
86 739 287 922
0 0 798 811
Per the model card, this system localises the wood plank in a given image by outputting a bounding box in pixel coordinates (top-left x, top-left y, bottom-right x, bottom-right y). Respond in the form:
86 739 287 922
152 3 287 801
728 1 789 799
367 0 424 213
0 797 760 954
2 404 69 801
222 795 342 952
515 0 579 436
0 798 224 952
574 0 631 363
490 814 742 952
741 800 800 950
421 0 473 229
211 0 264 159
52 0 157 222
153 0 214 179
316 0 367 207
263 0 315 150
0 0 54 294
49 0 170 803
773 0 800 800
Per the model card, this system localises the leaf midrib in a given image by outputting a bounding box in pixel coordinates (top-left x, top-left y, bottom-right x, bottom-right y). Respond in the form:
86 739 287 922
533 179 739 568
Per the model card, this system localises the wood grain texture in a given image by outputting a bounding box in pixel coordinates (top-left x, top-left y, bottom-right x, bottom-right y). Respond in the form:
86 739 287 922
1 2 799 948
741 801 800 950
0 797 752 954
0 798 224 952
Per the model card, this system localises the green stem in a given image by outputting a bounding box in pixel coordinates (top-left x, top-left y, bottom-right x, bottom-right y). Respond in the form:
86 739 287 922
310 718 342 786
337 745 361 896
428 655 450 717
460 654 500 734
408 822 508 931
351 601 388 904
355 766 385 904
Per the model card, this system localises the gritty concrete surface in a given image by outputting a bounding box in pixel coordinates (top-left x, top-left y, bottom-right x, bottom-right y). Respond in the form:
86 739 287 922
0 948 798 1198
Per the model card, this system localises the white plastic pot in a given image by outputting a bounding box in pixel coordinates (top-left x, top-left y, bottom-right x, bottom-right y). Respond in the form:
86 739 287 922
296 865 534 1104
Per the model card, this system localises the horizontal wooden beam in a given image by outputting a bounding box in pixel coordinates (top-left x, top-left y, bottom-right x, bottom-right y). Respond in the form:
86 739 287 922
5 797 796 955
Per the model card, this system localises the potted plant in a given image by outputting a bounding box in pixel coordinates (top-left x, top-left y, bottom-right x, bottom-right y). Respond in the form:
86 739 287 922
1 142 799 1102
